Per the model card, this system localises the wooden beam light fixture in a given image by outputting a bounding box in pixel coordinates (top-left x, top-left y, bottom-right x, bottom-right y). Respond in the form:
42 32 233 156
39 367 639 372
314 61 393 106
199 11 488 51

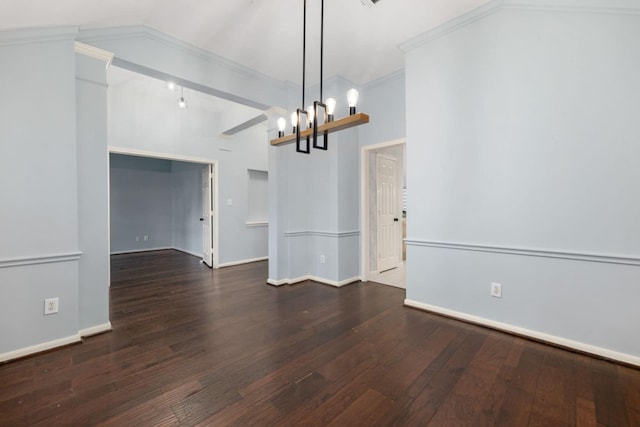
270 0 370 152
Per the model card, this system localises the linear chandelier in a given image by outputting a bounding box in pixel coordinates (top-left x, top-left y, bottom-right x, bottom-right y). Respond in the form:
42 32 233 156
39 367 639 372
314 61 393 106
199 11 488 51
270 0 369 153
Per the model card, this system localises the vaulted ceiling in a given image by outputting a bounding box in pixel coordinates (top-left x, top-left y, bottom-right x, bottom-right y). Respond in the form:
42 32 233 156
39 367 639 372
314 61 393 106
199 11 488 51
1 0 491 85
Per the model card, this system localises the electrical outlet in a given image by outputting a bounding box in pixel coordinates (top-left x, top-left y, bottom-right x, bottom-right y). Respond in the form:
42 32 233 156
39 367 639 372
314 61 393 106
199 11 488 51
44 297 59 315
490 282 502 298
136 236 140 242
143 235 148 241
320 254 326 264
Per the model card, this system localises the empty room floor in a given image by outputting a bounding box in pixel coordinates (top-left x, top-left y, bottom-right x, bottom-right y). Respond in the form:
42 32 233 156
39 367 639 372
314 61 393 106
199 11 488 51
0 250 638 426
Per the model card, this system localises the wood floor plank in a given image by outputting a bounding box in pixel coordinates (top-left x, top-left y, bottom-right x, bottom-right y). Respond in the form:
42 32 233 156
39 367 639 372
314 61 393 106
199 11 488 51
591 360 632 427
391 328 487 425
494 344 547 426
425 332 516 426
327 388 397 427
0 250 637 426
528 350 577 426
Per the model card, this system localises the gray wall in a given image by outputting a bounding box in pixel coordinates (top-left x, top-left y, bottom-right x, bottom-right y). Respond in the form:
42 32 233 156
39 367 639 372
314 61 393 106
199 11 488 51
109 154 173 252
172 161 205 256
76 51 110 332
359 71 406 147
404 3 640 361
0 28 82 355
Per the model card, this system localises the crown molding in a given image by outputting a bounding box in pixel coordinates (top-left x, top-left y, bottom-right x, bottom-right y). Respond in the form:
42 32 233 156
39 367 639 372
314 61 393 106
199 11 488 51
77 25 284 88
0 26 78 47
74 41 114 67
399 0 502 52
400 0 640 52
361 68 405 91
503 0 640 14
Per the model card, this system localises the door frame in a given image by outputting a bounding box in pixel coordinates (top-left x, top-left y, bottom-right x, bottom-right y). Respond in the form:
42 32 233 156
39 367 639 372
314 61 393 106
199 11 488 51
107 147 220 268
360 138 405 282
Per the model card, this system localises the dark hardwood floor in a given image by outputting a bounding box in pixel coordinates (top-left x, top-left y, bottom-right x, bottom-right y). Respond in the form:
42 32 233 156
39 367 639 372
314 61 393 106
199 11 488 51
1 250 638 426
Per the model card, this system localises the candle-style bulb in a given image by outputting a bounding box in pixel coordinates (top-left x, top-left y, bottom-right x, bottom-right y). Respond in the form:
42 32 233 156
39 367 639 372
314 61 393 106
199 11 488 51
277 117 286 137
347 88 359 115
326 97 336 121
307 105 315 127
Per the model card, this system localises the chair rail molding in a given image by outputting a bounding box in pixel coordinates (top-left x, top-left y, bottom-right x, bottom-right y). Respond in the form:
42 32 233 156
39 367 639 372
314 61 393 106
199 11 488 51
0 252 82 269
284 230 360 238
405 239 640 266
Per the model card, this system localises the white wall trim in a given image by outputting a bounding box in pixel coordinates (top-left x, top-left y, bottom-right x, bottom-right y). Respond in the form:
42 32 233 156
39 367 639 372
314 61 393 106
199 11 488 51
108 147 216 165
399 0 502 52
110 247 204 259
404 299 640 367
267 278 288 287
246 221 268 227
361 69 405 90
173 248 202 258
502 0 640 15
312 275 361 288
0 334 81 363
74 41 114 67
110 247 173 255
362 138 407 152
218 256 268 268
405 239 640 266
77 25 284 90
267 275 362 287
400 0 640 53
0 252 82 269
79 322 112 338
284 230 360 238
0 26 78 46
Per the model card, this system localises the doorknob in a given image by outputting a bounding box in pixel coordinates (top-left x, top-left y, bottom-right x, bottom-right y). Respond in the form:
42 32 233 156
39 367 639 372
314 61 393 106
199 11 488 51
199 218 204 221
394 218 399 222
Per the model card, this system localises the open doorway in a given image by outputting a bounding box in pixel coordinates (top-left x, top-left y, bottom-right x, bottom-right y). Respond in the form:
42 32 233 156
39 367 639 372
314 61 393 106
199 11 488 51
108 149 218 268
360 139 406 288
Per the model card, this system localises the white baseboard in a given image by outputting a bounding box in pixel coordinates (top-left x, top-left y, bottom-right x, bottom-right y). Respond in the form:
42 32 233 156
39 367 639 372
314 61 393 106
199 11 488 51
111 247 202 258
404 299 640 367
267 278 287 286
0 334 81 363
267 275 362 287
110 247 172 255
218 256 268 268
310 275 361 287
172 248 202 258
79 322 112 338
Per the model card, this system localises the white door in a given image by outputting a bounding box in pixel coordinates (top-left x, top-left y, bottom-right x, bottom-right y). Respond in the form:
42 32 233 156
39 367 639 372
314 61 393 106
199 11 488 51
376 155 399 273
202 164 214 267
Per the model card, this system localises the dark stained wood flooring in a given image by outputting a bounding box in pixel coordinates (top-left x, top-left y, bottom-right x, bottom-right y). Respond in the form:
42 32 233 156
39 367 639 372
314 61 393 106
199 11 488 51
1 249 639 426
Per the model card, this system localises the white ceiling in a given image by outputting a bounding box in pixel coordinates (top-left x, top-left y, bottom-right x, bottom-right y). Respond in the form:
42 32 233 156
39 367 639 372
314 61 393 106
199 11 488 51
0 0 491 85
